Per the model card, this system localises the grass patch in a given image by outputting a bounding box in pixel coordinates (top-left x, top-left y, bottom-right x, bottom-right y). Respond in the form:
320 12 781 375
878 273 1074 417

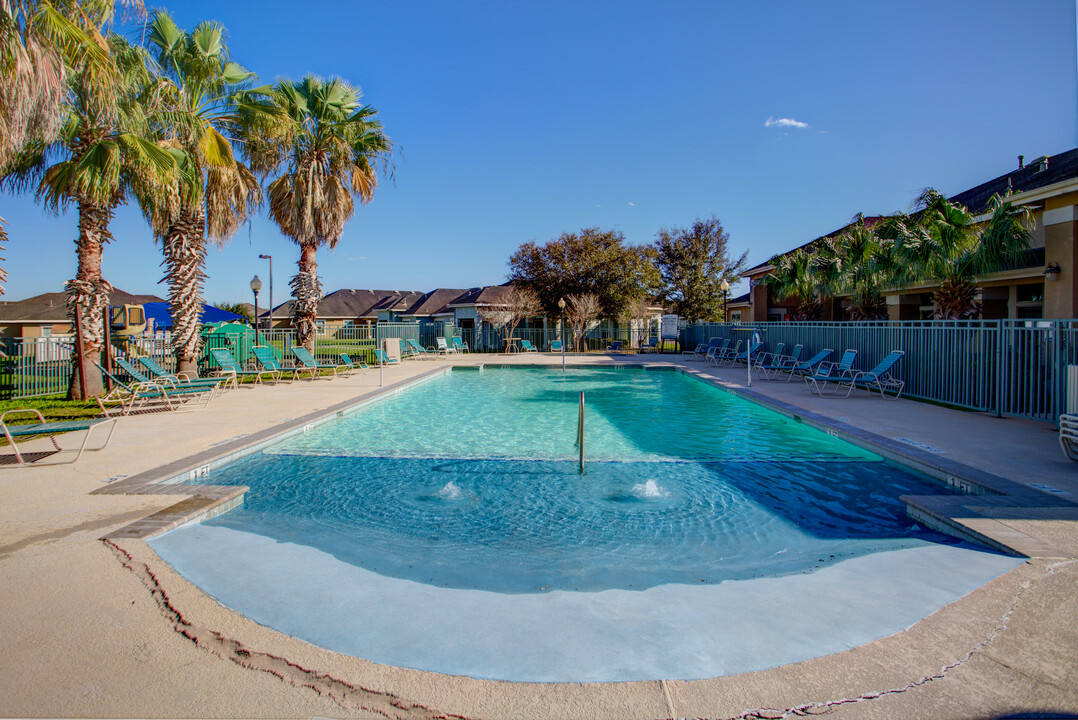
0 395 102 423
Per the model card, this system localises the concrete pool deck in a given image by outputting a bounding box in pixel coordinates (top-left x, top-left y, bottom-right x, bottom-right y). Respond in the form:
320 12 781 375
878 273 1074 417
1 353 1076 718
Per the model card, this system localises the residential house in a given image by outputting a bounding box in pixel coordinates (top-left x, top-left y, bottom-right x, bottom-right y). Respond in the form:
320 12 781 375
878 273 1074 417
0 289 164 338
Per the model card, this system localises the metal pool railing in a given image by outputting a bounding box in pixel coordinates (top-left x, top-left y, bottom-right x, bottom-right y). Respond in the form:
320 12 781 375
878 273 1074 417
682 319 1078 423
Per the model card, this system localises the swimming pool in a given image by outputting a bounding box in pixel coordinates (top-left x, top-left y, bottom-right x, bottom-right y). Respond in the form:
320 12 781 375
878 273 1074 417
151 365 1023 681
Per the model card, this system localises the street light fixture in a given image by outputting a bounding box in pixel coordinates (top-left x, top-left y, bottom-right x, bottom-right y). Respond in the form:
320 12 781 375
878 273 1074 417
258 254 272 330
558 297 566 372
250 275 261 335
720 278 730 322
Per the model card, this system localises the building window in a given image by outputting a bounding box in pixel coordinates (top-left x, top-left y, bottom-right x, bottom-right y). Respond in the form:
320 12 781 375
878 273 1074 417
1015 283 1044 319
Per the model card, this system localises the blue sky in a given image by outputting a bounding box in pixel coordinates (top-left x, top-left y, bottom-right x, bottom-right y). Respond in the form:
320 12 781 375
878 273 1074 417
2 0 1076 306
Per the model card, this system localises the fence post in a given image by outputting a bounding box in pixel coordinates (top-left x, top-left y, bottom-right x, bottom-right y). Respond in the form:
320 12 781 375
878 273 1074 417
994 320 1004 418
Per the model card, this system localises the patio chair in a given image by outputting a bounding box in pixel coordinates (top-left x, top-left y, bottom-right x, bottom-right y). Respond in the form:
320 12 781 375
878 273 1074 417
339 353 371 375
754 344 804 380
549 339 563 352
706 339 743 367
783 348 833 382
804 349 858 396
113 356 222 401
253 346 303 382
1060 415 1078 461
374 349 400 365
751 343 785 368
292 346 346 378
834 350 906 399
435 337 456 356
1 409 117 465
451 336 469 353
94 362 215 417
683 337 721 360
136 356 226 392
520 339 539 352
406 338 436 359
640 337 659 353
726 341 764 367
703 339 734 365
209 347 279 387
606 340 623 352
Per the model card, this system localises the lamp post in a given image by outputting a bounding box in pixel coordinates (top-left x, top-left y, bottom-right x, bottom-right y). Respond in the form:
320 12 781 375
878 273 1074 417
558 297 566 372
258 254 272 330
720 278 730 322
250 275 262 339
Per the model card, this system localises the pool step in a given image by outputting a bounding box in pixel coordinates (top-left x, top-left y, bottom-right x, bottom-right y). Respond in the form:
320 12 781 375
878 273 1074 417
903 494 1070 558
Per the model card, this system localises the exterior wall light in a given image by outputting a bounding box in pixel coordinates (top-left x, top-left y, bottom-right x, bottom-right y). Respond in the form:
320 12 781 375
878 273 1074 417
1044 262 1062 282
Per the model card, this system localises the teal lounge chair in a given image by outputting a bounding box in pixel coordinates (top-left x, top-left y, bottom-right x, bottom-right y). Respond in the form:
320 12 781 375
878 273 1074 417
706 339 742 366
451 337 469 353
754 344 804 380
407 338 436 358
606 340 623 352
549 339 563 352
784 348 833 382
209 347 278 386
805 349 859 395
374 349 399 365
292 346 345 378
703 339 733 365
835 350 906 399
253 346 303 382
136 356 225 392
751 343 785 368
726 341 763 367
113 356 221 400
339 353 371 375
399 339 420 360
94 362 215 416
520 339 539 352
682 337 721 360
1 409 117 465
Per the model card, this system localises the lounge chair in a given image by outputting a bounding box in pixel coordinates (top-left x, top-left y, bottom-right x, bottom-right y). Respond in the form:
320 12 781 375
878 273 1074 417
112 356 222 400
751 343 785 368
754 344 804 380
703 339 734 365
834 350 906 399
549 339 563 352
1 409 117 465
520 339 539 352
606 340 623 352
1060 415 1078 461
339 353 371 375
407 339 436 358
640 337 659 353
383 339 404 364
374 349 399 365
727 341 764 367
783 348 833 382
805 349 859 395
451 337 469 353
683 337 721 360
135 356 226 392
253 346 304 382
292 346 345 378
435 337 456 356
94 363 215 416
209 347 279 386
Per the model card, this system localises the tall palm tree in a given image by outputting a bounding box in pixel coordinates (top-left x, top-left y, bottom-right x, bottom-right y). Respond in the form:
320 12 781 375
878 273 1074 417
762 249 821 320
243 75 391 351
881 189 1032 319
2 33 173 398
816 218 892 320
141 10 261 375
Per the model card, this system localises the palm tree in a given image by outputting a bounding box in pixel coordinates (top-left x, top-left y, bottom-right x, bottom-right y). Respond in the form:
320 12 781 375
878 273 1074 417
141 10 261 375
881 189 1033 319
2 33 173 398
243 75 391 351
816 218 891 320
762 249 821 320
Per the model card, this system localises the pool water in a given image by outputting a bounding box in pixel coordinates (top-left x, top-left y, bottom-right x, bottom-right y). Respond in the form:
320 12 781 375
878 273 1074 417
191 367 957 593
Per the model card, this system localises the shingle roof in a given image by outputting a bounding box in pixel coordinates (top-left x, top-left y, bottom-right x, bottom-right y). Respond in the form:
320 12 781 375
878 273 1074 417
267 289 424 320
950 148 1078 214
0 289 165 322
448 284 514 307
402 288 470 317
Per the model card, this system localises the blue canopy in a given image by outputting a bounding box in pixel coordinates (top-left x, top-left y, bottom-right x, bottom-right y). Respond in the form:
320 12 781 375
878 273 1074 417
142 302 244 330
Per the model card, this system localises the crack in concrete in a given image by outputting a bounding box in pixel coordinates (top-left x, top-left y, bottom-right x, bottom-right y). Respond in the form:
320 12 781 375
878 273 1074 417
691 559 1076 720
103 539 473 720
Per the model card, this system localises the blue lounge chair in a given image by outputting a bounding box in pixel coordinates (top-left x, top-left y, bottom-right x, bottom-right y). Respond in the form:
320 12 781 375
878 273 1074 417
406 338 436 358
209 347 278 386
292 346 345 378
94 362 215 416
835 350 906 399
640 337 659 353
253 346 303 382
606 340 623 352
754 344 804 380
703 339 734 365
683 337 722 360
339 353 371 375
1 409 117 465
136 356 226 392
451 337 469 353
520 339 539 352
805 349 859 395
112 356 222 401
549 339 563 352
783 348 833 382
374 349 399 365
727 341 764 367
398 339 422 360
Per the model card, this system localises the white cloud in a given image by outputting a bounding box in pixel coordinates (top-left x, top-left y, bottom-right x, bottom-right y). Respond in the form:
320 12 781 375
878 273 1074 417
347 256 369 262
765 116 809 129
628 201 637 207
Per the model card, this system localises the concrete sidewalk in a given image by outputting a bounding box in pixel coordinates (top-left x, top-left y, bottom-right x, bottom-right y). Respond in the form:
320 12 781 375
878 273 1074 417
0 353 1075 719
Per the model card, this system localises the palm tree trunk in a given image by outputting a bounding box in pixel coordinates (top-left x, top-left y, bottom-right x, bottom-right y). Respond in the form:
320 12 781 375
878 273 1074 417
290 242 322 352
66 200 113 399
162 205 207 376
933 277 980 320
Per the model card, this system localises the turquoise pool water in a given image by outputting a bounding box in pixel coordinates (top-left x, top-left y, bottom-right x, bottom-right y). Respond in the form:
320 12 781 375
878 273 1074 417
190 366 957 593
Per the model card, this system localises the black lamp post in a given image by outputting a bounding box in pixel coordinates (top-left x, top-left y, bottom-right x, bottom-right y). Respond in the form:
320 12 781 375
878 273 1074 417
558 297 566 372
250 275 262 336
258 254 272 330
720 278 730 321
